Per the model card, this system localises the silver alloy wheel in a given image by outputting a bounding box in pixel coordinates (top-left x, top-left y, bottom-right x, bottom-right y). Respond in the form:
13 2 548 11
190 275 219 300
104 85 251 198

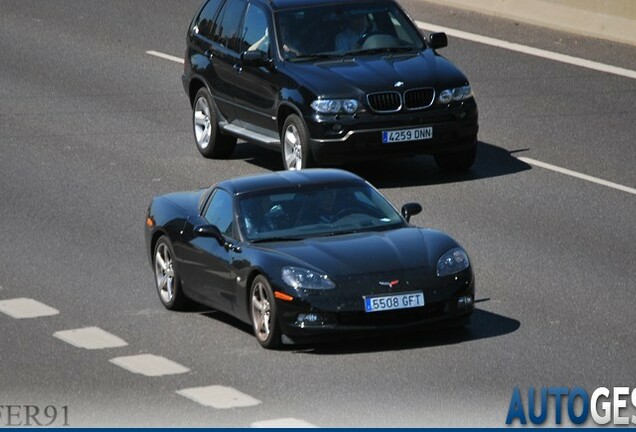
251 281 272 342
154 243 175 304
193 97 212 150
283 124 302 170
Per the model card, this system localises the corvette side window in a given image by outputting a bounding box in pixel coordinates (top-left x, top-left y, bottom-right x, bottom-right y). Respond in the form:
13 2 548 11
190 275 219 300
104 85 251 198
204 189 235 238
196 0 223 39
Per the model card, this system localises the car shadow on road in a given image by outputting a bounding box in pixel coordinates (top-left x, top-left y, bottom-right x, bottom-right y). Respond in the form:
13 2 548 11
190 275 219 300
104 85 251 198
291 308 520 355
232 141 531 188
198 306 520 354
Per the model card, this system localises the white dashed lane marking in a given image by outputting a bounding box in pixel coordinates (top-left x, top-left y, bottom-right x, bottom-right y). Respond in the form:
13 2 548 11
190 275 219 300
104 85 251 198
176 385 261 409
146 50 184 64
53 326 128 349
0 298 59 319
416 21 636 80
110 354 190 377
251 418 317 428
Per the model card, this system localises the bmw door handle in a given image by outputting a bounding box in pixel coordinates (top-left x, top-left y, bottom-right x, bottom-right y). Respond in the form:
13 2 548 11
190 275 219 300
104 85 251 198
204 50 214 60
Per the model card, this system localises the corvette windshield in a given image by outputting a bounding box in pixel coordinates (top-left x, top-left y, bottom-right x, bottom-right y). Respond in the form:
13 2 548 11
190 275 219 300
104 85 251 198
275 2 424 60
237 183 405 242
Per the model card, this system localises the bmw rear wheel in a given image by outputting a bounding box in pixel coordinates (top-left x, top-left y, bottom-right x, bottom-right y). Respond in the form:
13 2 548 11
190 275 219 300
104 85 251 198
250 275 282 349
281 114 312 170
192 87 236 159
154 236 189 310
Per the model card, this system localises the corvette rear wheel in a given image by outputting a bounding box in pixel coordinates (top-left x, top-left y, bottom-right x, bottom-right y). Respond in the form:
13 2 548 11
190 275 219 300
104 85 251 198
250 275 282 349
192 87 236 159
154 236 189 310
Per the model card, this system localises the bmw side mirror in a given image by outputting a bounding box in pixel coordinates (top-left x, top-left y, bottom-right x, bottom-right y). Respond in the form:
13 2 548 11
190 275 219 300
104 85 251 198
194 224 225 246
241 50 267 67
401 203 422 223
429 32 448 50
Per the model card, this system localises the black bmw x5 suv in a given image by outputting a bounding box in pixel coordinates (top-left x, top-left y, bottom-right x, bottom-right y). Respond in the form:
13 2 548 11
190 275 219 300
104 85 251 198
183 0 478 171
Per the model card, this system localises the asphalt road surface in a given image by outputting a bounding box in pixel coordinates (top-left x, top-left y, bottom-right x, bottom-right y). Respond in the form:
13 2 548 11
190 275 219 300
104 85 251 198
1 0 634 427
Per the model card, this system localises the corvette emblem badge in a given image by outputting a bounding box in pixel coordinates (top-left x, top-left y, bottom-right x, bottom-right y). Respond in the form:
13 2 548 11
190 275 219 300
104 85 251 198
379 280 400 288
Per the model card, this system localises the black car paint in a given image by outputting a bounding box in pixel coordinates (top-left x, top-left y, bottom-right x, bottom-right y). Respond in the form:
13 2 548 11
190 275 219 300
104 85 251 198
182 0 478 164
145 170 475 341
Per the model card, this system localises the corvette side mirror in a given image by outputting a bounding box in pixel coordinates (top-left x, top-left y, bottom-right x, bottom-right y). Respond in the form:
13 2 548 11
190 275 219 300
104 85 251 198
194 224 225 246
401 203 422 223
429 32 448 50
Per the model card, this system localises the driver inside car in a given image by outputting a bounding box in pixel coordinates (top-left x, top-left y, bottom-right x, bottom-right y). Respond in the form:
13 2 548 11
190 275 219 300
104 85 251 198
335 13 369 52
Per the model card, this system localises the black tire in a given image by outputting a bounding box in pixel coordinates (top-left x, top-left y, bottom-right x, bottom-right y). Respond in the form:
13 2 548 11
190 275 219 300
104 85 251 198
153 236 191 310
249 275 282 349
281 114 313 170
192 87 236 159
434 142 477 172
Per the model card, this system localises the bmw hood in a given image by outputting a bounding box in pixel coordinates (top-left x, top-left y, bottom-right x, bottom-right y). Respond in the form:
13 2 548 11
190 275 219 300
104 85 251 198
283 50 468 97
268 227 458 277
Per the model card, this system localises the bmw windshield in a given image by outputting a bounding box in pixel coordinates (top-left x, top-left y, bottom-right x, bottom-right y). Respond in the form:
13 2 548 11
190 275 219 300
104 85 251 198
275 2 425 61
237 182 406 242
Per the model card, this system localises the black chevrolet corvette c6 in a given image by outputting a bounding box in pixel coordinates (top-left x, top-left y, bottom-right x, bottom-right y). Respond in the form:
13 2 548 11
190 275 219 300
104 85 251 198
145 169 475 348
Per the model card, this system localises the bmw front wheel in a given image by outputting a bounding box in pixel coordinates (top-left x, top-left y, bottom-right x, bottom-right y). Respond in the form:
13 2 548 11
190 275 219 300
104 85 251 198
281 114 312 170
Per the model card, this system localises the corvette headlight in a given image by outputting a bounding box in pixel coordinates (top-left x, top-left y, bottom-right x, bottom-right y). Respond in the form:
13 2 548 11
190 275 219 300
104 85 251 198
436 247 470 277
438 85 472 104
311 99 358 114
282 267 335 289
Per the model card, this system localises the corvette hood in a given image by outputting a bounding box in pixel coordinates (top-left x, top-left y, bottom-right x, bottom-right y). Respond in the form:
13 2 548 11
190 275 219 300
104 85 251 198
283 50 468 96
268 227 457 277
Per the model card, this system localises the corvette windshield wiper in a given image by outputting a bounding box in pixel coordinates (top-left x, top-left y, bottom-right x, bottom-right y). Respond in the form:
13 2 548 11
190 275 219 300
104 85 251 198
289 53 345 62
251 236 304 243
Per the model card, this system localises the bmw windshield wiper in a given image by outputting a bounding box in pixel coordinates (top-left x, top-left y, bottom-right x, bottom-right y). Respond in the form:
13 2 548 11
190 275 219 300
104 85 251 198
250 236 304 243
344 46 419 56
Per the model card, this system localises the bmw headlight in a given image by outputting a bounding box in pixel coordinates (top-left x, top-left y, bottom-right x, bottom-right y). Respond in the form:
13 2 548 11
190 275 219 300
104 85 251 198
311 99 359 114
436 247 470 277
282 267 335 289
438 85 472 104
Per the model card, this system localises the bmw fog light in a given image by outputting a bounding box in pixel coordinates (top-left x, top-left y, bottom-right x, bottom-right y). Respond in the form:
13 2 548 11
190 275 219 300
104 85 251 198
457 295 474 307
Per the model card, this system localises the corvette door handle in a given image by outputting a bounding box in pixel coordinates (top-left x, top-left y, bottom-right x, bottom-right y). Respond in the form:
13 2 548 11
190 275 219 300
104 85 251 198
233 64 242 74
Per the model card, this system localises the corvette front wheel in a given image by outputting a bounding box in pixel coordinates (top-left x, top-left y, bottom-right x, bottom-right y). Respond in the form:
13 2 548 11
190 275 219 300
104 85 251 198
250 275 282 349
153 236 190 310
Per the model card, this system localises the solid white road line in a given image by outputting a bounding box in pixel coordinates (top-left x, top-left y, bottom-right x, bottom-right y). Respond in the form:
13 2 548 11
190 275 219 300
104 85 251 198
176 385 261 409
146 50 184 64
251 418 317 428
109 354 190 377
0 298 59 319
517 157 636 195
416 21 636 80
53 326 128 349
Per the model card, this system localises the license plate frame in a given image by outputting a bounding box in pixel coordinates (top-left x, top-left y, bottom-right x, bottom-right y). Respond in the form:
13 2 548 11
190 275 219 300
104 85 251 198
363 291 425 313
382 127 433 143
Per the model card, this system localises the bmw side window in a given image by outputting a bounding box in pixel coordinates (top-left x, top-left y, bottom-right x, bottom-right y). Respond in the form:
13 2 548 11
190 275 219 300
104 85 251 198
214 0 247 51
204 189 235 238
195 0 223 39
240 4 270 55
